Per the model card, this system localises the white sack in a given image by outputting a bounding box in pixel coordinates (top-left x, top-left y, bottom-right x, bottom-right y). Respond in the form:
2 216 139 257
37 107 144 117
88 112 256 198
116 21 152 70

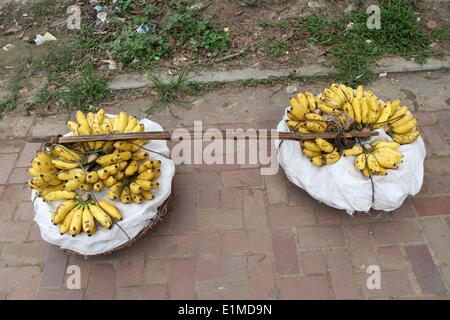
276 107 426 215
33 118 175 255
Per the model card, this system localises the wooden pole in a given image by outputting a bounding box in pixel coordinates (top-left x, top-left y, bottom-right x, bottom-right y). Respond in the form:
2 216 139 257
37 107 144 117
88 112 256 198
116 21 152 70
29 130 378 144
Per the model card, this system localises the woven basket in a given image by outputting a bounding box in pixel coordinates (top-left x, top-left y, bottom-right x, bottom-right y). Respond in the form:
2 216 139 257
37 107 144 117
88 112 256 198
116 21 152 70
62 193 175 256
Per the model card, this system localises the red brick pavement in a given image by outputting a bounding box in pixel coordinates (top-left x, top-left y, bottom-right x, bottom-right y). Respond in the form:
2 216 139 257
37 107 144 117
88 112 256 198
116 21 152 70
1 78 450 299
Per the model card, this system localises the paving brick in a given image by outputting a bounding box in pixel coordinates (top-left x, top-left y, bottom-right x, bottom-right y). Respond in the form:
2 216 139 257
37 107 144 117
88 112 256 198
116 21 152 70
264 171 288 205
144 259 171 285
326 249 361 299
221 169 262 188
14 201 33 221
313 203 345 225
386 199 416 218
118 240 146 287
271 228 299 274
248 255 277 299
16 143 41 167
297 226 345 248
371 220 422 245
199 189 221 209
8 167 29 184
422 174 450 195
223 256 247 280
425 157 450 175
220 189 243 208
170 259 195 299
147 234 196 258
277 275 331 299
243 189 268 229
173 172 198 192
405 245 447 295
36 289 84 300
0 153 17 184
415 112 436 126
345 225 378 269
0 199 19 221
0 116 34 139
116 285 167 299
0 242 48 267
198 209 243 231
413 196 450 216
377 246 408 270
65 255 92 289
223 229 272 255
420 218 450 264
86 264 117 300
199 171 220 209
357 270 414 298
268 205 315 227
197 280 248 300
0 141 23 154
197 255 223 281
0 220 30 242
422 126 450 156
197 232 221 256
441 265 450 289
39 246 68 289
171 191 197 233
0 266 40 299
432 111 450 136
299 250 328 275
286 182 315 206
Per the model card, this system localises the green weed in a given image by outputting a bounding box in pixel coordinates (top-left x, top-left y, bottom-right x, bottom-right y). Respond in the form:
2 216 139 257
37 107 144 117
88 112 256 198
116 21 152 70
146 69 199 116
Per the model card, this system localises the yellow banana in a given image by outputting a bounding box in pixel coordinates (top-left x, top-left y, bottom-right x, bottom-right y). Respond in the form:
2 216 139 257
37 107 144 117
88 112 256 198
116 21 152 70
352 99 362 123
52 200 78 224
82 206 96 236
391 129 420 144
120 186 132 204
342 103 355 121
373 103 392 129
98 200 122 221
59 205 80 234
141 190 154 200
88 203 112 229
311 155 324 167
44 190 77 202
366 154 381 173
355 153 366 170
302 148 322 158
69 204 83 236
360 97 369 124
391 119 417 134
303 141 322 153
343 145 363 156
315 138 334 153
355 85 364 99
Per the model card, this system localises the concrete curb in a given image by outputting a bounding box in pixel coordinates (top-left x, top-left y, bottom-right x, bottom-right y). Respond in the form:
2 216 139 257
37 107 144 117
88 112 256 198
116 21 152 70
107 57 450 91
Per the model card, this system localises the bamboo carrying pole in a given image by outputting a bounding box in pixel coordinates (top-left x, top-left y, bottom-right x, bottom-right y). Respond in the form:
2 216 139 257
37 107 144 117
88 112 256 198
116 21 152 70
29 130 378 144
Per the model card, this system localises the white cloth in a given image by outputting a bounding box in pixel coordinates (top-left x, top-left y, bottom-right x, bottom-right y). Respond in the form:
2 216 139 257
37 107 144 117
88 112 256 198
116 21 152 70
276 107 426 215
33 118 175 255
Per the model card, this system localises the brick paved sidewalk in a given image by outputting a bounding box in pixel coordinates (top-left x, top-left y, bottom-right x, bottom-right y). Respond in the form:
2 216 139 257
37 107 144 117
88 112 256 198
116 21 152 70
0 71 449 299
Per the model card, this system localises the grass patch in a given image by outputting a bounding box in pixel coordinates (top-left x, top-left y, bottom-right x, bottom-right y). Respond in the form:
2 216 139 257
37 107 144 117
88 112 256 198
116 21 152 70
300 0 436 85
146 68 200 117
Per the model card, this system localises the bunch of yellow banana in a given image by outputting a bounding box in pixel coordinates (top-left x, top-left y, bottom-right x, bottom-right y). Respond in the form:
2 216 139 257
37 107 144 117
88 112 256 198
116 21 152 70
28 109 162 205
301 138 342 167
52 197 122 237
67 109 145 152
351 140 403 177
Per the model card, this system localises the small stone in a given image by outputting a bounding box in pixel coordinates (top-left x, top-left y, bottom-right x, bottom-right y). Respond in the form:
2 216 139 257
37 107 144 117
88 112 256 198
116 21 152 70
344 4 354 13
286 85 298 94
426 20 438 29
308 1 324 8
